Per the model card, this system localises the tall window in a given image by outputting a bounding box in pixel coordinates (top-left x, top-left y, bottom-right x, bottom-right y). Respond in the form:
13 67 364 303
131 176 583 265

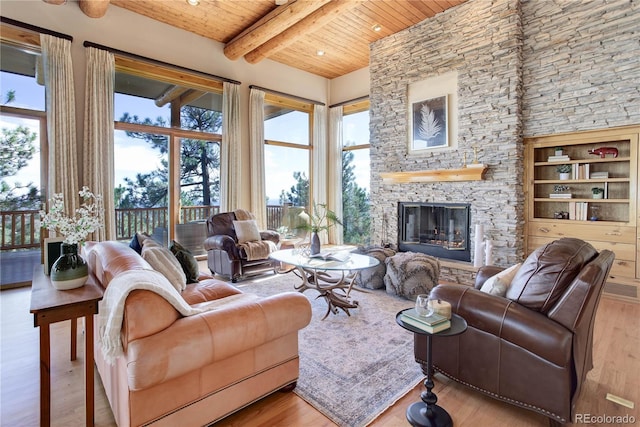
263 95 312 233
0 41 47 253
113 63 223 248
342 101 370 245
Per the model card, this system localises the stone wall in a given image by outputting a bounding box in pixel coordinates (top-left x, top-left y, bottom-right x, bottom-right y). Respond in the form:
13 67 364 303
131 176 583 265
522 0 640 136
369 0 639 267
370 0 524 266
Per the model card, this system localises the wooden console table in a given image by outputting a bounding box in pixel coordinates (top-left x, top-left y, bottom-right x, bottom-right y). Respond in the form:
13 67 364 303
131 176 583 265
30 265 103 427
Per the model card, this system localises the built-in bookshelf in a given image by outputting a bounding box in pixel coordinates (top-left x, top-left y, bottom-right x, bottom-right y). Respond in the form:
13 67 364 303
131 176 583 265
524 125 640 302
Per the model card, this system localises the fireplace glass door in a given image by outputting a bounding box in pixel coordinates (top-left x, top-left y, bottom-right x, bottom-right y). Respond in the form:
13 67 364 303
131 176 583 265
398 202 470 262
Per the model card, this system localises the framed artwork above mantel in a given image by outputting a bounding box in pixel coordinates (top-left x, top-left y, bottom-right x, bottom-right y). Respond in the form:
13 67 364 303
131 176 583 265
408 71 458 154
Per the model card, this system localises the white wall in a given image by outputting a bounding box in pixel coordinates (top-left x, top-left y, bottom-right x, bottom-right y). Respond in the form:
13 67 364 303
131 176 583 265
1 0 330 208
329 67 370 105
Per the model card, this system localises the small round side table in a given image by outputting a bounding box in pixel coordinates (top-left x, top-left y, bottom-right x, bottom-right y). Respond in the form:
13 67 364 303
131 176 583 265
396 310 468 427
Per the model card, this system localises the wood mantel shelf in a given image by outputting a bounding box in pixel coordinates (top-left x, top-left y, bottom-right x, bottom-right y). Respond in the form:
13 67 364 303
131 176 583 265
381 165 487 183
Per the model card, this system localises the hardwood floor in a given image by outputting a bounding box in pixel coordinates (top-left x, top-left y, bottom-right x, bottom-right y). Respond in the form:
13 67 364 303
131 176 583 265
1 286 638 427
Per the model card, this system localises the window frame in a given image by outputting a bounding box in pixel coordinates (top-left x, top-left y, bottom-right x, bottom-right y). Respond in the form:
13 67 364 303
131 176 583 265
113 55 224 242
263 93 314 220
340 99 371 245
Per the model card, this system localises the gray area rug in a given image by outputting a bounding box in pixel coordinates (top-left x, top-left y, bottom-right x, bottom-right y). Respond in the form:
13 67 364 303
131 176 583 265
236 272 424 427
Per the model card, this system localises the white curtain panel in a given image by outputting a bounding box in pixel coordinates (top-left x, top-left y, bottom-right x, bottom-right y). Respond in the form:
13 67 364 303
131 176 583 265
220 82 241 212
83 46 115 241
312 105 329 243
40 34 79 214
328 106 344 245
248 88 267 229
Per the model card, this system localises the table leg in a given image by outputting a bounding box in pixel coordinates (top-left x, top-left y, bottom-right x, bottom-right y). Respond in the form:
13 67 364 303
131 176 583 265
39 324 51 427
406 334 453 427
70 317 77 361
85 314 95 427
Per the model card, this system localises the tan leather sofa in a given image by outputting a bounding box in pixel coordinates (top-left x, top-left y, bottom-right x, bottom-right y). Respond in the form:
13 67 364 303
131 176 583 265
415 238 614 425
87 241 312 426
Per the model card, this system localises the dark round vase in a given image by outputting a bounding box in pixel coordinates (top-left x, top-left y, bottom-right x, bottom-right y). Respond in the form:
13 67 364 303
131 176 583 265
310 231 321 255
50 243 88 290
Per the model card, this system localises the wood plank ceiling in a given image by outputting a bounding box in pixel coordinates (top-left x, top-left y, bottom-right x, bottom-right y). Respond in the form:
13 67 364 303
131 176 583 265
49 0 466 79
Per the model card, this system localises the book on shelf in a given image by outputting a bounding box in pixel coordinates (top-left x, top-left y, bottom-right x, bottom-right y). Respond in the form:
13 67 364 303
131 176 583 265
590 171 609 179
568 201 590 220
400 313 451 333
309 251 351 262
547 155 571 162
549 193 572 198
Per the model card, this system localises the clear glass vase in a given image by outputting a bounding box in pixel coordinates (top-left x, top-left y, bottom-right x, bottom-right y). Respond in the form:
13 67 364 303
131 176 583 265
50 243 88 290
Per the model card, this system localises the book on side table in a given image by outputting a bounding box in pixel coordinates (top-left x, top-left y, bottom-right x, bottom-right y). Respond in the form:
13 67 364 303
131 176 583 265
401 308 451 333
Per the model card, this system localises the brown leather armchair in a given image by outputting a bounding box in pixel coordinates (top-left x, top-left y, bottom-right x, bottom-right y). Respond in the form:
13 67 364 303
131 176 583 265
415 238 614 425
204 211 280 282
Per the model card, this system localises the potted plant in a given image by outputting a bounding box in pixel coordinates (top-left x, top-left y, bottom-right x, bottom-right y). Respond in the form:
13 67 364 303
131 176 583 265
40 187 104 289
296 203 342 255
555 147 564 156
556 164 572 180
591 187 605 199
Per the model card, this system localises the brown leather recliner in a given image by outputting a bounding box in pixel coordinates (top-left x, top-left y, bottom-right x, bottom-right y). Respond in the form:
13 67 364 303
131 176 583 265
204 211 280 282
415 238 614 425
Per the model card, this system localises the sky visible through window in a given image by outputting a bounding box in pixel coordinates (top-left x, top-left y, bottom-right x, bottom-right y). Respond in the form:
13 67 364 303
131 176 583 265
2 70 370 208
1 72 44 197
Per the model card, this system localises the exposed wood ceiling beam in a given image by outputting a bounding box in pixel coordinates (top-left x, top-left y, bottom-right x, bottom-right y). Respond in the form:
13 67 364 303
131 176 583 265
154 85 190 107
245 0 363 64
42 0 110 18
223 0 330 61
79 0 110 18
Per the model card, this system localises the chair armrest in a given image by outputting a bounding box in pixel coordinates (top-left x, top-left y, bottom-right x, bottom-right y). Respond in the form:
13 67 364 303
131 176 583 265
260 230 280 244
432 284 572 366
474 266 504 289
204 235 240 259
125 292 312 390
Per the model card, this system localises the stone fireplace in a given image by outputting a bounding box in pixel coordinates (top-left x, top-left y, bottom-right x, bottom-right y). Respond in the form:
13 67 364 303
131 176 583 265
398 202 471 262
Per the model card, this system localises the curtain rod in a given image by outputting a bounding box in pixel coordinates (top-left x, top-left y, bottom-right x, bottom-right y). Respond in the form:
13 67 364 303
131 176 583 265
1 17 73 41
249 85 325 106
329 95 369 109
83 41 241 85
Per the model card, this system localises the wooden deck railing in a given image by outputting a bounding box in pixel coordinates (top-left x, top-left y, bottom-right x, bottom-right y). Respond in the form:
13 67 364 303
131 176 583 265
1 205 286 251
1 210 40 250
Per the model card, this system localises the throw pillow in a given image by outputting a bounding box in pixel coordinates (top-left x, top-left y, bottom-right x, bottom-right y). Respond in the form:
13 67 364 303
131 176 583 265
170 240 200 284
141 244 187 292
480 263 522 297
233 219 261 243
129 232 153 254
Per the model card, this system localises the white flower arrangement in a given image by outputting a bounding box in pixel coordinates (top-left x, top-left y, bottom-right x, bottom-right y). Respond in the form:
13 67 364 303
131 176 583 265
40 186 104 245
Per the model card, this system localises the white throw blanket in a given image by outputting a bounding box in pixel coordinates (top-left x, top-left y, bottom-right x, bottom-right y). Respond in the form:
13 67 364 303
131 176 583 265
98 269 259 364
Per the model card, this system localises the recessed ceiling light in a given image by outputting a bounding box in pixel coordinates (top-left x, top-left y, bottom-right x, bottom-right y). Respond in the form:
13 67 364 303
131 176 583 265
316 50 325 56
186 0 200 5
372 24 382 32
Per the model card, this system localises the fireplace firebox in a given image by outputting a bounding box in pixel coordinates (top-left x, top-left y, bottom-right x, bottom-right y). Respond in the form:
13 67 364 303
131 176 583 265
397 202 471 262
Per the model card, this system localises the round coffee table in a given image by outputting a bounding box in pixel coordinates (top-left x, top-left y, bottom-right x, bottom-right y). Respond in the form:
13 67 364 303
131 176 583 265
396 310 468 427
270 248 379 319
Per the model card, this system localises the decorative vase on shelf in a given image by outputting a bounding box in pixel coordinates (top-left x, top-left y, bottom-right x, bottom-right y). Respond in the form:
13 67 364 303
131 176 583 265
50 243 88 290
310 231 321 255
559 172 570 180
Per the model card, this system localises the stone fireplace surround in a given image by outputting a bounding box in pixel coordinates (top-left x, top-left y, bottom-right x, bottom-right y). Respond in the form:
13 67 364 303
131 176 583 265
367 0 639 269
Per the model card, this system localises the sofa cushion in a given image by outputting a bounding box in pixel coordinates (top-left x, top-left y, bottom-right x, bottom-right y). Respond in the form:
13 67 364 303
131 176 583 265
170 240 200 284
233 220 261 243
505 238 597 313
480 263 521 297
142 241 187 292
